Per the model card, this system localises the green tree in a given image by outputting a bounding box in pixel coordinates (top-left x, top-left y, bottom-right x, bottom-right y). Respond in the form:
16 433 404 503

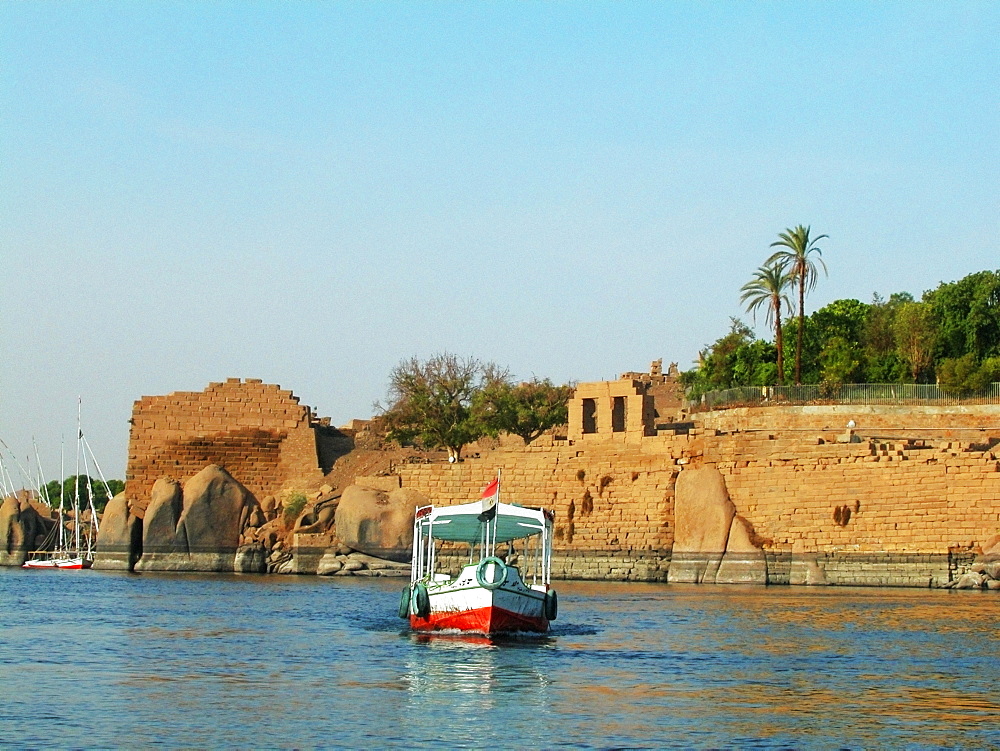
378 353 509 460
925 270 1000 363
681 318 756 397
731 339 779 386
767 225 829 384
820 336 860 387
861 293 911 382
740 263 793 385
937 354 1000 396
42 475 123 514
893 301 936 382
476 378 574 444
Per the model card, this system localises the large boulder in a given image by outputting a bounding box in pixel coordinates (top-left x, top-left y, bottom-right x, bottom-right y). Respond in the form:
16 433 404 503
92 492 143 571
335 485 427 562
716 515 768 585
974 537 1000 581
668 466 767 585
0 496 52 566
135 465 261 572
234 543 267 573
668 467 736 583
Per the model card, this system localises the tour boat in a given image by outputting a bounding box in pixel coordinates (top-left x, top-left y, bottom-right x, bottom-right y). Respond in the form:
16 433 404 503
399 475 557 634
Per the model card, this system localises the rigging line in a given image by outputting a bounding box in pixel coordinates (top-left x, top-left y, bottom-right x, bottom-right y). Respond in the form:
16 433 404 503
32 438 50 506
0 453 11 498
80 435 95 557
0 436 34 493
81 435 109 535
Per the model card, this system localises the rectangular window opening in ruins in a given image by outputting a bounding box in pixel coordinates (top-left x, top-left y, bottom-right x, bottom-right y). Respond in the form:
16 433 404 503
582 398 597 434
612 396 626 432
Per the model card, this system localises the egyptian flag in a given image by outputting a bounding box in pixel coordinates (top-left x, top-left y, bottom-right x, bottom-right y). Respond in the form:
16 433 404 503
478 476 500 521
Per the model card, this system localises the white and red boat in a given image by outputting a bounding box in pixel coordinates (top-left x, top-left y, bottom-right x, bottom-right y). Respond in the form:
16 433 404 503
22 554 88 570
400 475 557 634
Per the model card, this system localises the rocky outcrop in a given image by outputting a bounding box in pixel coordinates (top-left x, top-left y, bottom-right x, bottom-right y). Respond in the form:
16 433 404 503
135 465 262 572
716 515 768 585
668 466 767 584
0 496 53 566
234 542 267 573
948 537 1000 590
316 549 409 577
92 493 143 571
334 482 427 562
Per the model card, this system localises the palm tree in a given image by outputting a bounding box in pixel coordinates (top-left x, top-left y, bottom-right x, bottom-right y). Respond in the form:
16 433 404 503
740 263 794 385
767 225 828 384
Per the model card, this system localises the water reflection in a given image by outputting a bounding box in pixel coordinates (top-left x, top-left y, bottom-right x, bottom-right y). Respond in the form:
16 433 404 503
403 631 553 697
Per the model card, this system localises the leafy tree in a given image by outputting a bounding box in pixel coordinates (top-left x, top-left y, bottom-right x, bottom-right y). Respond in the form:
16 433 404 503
937 355 1000 396
926 270 1000 363
767 225 829 384
893 301 936 382
378 353 509 460
682 319 756 397
937 354 983 395
42 475 123 514
740 264 793 385
810 298 869 345
731 339 779 387
820 336 860 386
861 293 911 382
476 378 573 444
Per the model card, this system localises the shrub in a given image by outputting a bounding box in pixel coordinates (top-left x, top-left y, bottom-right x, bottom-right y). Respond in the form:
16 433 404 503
282 492 308 524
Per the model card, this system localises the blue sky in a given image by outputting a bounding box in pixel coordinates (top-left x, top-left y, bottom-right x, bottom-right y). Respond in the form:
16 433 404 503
2 2 998 481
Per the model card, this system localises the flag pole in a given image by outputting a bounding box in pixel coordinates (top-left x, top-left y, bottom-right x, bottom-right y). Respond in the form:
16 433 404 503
493 469 500 552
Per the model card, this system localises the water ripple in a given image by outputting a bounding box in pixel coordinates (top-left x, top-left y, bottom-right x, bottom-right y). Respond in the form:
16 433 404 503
2 570 999 749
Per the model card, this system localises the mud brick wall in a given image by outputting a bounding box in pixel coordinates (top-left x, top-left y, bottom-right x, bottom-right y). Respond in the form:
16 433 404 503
125 378 324 511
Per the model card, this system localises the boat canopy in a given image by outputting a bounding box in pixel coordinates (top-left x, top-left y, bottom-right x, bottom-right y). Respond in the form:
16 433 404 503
416 500 551 544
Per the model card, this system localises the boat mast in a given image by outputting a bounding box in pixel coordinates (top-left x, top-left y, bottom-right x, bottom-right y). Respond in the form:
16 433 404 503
493 469 500 556
58 436 65 553
74 397 82 557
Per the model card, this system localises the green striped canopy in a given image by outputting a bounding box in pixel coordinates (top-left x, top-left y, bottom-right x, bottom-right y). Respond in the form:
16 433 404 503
417 500 550 544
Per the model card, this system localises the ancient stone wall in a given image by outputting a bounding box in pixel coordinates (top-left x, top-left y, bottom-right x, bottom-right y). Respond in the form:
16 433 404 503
698 403 1000 440
119 373 1000 587
707 431 1000 586
125 379 333 511
568 380 656 443
396 402 1000 585
396 435 685 580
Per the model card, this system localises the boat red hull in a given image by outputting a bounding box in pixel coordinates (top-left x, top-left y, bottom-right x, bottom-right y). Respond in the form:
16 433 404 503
410 604 548 634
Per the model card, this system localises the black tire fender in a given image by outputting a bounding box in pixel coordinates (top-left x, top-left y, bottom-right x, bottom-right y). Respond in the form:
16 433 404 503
412 582 430 618
397 585 411 619
544 588 558 621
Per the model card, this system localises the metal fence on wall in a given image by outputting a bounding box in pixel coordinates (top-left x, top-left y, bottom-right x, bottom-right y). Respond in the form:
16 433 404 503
691 383 1000 411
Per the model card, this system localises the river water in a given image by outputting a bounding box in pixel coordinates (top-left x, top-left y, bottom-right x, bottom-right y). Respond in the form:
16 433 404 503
1 568 998 749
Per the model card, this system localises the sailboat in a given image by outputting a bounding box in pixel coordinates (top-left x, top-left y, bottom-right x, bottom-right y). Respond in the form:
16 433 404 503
22 400 106 570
